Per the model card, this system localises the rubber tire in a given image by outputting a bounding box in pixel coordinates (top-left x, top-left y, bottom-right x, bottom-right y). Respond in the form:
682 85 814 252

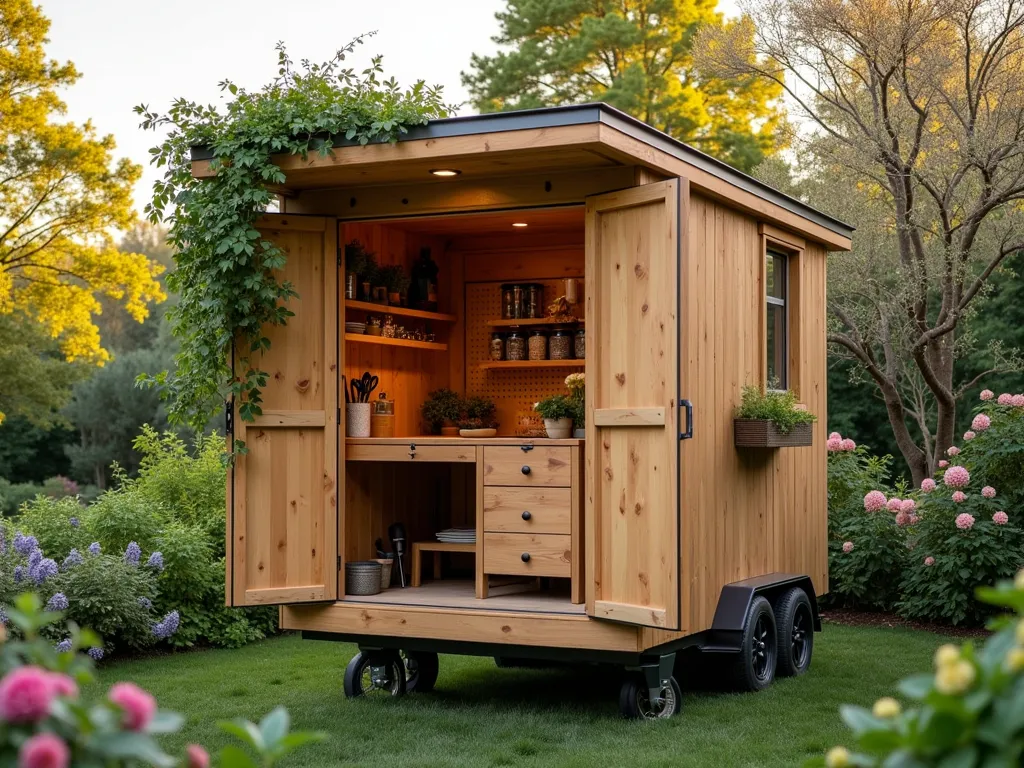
618 673 683 719
730 596 778 692
773 587 814 677
343 651 407 698
402 650 439 693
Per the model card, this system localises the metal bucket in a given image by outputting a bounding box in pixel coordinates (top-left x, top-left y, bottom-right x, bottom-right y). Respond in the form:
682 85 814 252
345 561 382 596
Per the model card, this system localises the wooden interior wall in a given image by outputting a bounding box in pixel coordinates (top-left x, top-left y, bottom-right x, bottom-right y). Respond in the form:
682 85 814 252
459 235 585 436
341 223 459 435
640 193 828 648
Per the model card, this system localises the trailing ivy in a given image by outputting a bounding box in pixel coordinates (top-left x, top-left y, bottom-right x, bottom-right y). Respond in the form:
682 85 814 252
135 36 452 444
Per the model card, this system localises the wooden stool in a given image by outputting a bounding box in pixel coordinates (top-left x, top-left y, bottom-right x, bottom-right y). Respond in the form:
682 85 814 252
411 542 476 587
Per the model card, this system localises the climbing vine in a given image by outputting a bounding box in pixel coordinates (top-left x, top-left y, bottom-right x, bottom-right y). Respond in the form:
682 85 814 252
135 35 453 444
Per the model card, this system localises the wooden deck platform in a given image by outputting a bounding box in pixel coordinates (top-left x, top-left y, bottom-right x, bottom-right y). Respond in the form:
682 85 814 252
342 579 585 615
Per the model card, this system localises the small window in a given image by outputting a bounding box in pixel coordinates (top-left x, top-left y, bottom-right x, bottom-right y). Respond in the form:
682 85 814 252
766 250 788 389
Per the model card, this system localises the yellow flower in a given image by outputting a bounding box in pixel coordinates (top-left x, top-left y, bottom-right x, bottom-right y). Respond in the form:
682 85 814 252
825 746 851 768
1006 647 1024 673
934 644 961 668
872 697 901 718
935 659 976 695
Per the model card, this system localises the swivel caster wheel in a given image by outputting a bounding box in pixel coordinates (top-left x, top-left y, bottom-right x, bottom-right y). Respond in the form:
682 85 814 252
619 672 683 719
343 650 407 698
401 650 439 693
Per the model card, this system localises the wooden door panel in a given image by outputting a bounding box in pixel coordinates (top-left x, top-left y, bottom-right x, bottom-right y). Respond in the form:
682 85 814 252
228 214 339 607
585 180 682 630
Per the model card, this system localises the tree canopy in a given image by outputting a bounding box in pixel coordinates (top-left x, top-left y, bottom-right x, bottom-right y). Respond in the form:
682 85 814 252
462 0 785 171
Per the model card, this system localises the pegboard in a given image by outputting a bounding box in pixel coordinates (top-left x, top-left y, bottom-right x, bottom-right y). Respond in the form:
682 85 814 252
466 278 586 436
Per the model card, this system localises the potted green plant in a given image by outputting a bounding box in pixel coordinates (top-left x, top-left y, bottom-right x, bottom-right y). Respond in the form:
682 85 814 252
458 395 498 437
565 372 585 438
344 240 377 301
535 394 575 439
421 388 463 436
378 264 409 306
734 385 817 448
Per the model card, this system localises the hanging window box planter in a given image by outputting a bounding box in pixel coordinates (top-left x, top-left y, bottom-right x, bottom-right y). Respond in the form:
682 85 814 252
734 419 813 448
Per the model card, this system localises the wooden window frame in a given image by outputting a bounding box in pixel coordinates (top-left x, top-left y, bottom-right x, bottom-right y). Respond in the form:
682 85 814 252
758 223 806 398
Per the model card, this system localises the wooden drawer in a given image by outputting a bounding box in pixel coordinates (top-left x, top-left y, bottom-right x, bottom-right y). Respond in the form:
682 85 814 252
484 533 571 578
483 446 572 487
483 487 571 534
346 443 476 463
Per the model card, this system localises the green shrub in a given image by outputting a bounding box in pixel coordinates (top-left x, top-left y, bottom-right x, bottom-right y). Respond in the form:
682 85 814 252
16 495 90 557
827 440 893 522
735 385 817 433
82 484 165 553
0 476 91 516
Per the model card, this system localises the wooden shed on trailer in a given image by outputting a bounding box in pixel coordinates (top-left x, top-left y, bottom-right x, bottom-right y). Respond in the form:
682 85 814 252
200 104 853 717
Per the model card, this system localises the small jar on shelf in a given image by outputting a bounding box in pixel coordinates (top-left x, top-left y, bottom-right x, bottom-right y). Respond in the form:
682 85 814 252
489 332 505 361
506 331 527 361
549 327 573 360
528 329 548 360
574 327 586 359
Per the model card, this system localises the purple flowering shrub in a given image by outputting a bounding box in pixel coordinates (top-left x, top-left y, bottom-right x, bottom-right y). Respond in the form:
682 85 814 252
15 497 90 561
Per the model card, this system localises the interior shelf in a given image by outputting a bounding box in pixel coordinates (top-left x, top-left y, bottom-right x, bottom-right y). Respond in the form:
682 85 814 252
486 317 584 328
478 359 585 370
345 300 457 323
345 334 448 352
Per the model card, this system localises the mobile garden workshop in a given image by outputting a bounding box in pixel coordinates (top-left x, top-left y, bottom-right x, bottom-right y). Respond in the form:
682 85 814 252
195 103 854 718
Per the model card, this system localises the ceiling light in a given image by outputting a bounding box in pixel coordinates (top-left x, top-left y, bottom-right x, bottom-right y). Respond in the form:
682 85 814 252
429 169 461 177
512 222 528 228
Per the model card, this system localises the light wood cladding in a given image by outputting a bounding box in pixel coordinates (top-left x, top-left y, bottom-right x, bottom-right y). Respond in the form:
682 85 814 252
585 180 681 631
229 214 339 607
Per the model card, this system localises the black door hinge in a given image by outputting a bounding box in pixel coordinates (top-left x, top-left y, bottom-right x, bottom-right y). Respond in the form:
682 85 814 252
679 399 693 440
337 248 343 267
225 401 233 435
337 556 342 570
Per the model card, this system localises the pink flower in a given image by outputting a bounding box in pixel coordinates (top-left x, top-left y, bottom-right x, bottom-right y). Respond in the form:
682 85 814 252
921 478 936 493
826 436 843 452
864 491 887 512
939 460 949 468
972 413 992 431
909 513 920 525
186 745 210 768
943 465 970 488
842 541 854 553
895 511 912 527
1013 394 1024 407
980 389 994 401
0 667 55 723
901 499 916 512
18 733 68 768
46 673 76 699
993 511 1009 525
998 393 1013 405
955 513 975 530
887 498 903 512
841 438 857 451
963 431 976 441
924 556 935 566
982 486 996 499
947 446 961 456
108 682 156 732
952 491 966 503
828 432 841 441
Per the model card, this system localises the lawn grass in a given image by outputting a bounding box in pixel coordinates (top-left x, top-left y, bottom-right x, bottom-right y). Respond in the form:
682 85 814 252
91 623 955 767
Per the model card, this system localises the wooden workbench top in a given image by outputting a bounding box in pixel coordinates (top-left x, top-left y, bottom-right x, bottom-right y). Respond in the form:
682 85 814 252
345 436 584 447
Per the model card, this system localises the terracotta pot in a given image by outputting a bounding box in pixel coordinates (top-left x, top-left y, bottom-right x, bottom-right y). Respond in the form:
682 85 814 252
440 426 460 437
388 291 401 306
544 418 572 439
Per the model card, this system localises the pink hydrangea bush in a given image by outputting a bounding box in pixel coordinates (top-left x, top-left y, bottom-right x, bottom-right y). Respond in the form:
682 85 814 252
0 594 323 767
952 491 967 504
921 478 936 493
943 465 970 488
864 491 888 512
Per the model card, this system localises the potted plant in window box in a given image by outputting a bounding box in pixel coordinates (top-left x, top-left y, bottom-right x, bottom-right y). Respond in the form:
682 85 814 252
534 394 575 439
421 388 463 437
734 385 816 448
458 395 498 438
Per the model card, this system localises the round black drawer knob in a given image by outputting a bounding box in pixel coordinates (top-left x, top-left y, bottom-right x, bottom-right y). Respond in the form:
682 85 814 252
521 510 532 521
521 552 531 563
521 465 531 475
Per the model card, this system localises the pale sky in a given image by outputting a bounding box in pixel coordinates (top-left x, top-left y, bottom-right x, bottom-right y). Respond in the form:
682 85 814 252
38 0 737 213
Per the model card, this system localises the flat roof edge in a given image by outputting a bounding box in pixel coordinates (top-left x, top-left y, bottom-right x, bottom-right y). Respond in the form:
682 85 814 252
189 103 852 240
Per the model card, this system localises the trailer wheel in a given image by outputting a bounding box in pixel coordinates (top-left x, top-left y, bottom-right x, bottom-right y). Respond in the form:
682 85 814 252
773 587 814 677
730 596 777 692
619 673 682 719
401 650 439 693
343 651 407 699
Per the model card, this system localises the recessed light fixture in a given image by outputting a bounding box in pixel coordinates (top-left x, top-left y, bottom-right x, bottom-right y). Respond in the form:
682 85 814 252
429 169 461 177
512 222 528 228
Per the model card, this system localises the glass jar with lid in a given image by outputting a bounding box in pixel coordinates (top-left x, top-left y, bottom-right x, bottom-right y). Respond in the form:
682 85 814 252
489 332 505 361
500 285 516 319
574 327 586 359
528 329 548 360
524 284 544 319
506 331 527 361
549 327 573 360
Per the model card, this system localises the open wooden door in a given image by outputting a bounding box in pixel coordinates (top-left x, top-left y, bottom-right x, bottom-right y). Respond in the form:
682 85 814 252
584 179 682 630
227 214 340 606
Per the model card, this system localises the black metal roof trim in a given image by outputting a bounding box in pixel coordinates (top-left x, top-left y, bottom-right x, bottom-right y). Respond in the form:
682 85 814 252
189 103 852 239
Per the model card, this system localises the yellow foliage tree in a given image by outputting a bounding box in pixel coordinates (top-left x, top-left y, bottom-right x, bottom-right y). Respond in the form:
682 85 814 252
0 0 165 423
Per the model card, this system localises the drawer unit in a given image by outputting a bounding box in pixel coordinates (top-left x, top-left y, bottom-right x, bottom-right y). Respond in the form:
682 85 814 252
483 487 572 535
346 443 476 463
483 533 571 578
483 446 572 487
